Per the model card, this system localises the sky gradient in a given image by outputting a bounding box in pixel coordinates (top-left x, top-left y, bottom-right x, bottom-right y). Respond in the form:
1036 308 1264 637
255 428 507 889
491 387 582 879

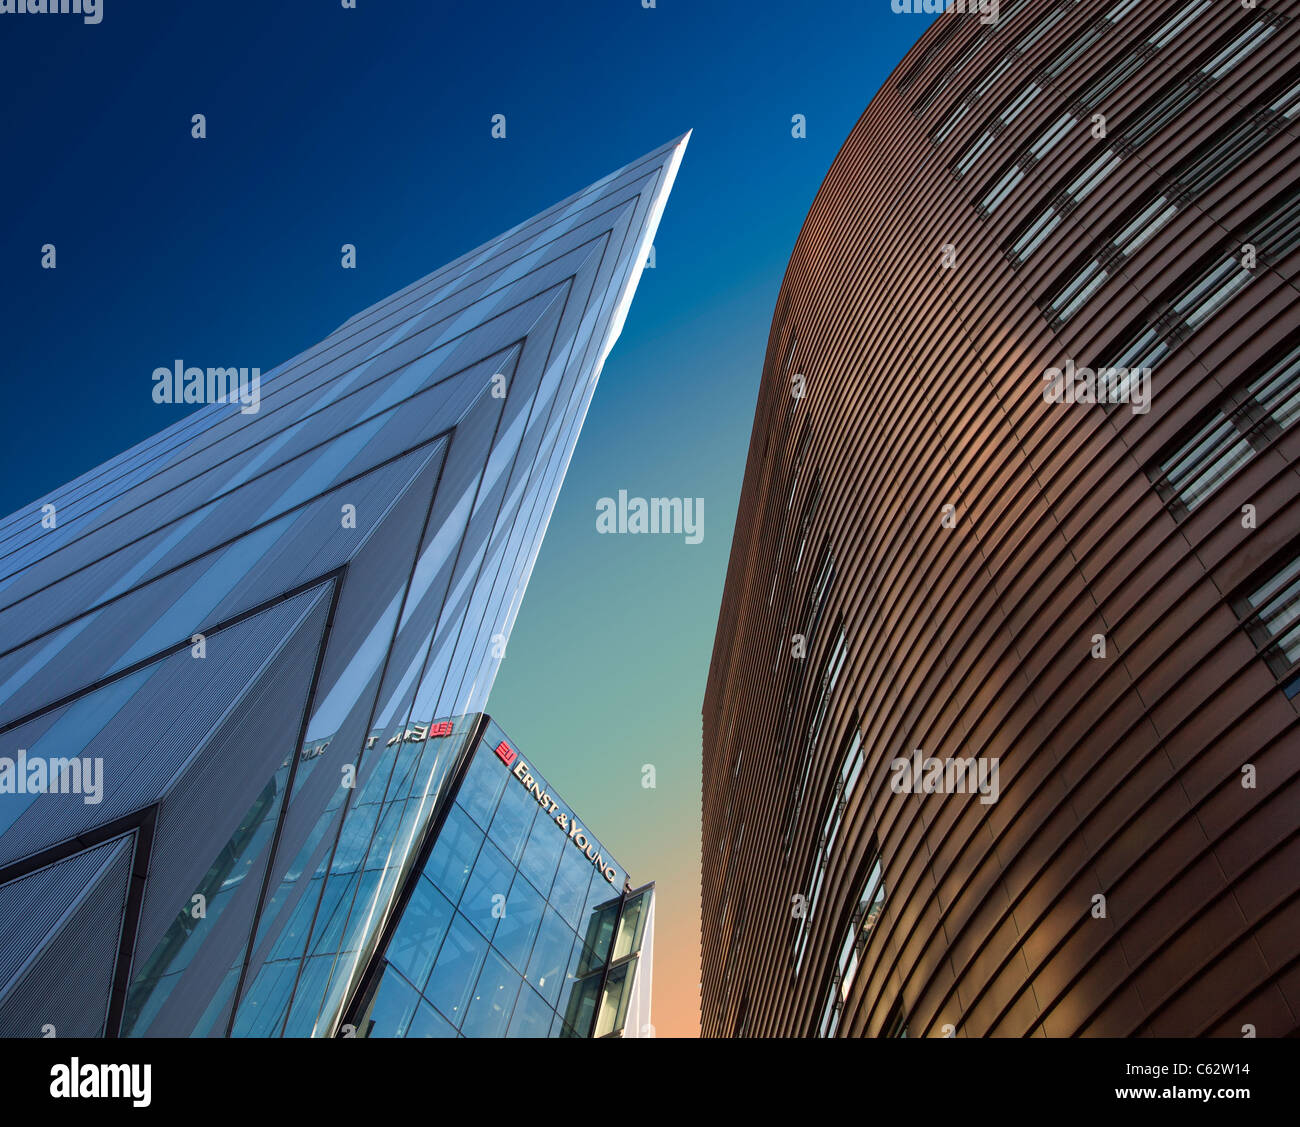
0 0 937 1037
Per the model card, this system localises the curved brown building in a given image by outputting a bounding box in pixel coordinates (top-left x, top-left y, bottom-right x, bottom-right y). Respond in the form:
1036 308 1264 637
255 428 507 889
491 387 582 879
702 0 1300 1037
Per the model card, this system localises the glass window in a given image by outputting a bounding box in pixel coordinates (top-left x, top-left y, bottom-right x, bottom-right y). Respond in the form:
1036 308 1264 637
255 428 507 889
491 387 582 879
1078 46 1145 111
954 131 994 177
1152 417 1253 518
912 38 979 116
455 742 508 829
795 728 863 974
819 844 887 1037
910 0 1033 116
980 166 1024 215
488 778 537 865
901 17 963 97
1148 341 1300 519
576 895 621 971
229 961 297 1037
1173 115 1272 199
1252 190 1300 263
1096 190 1295 397
1041 23 1104 81
121 756 288 1035
423 804 483 903
527 906 577 1008
1148 0 1210 49
931 101 969 146
365 966 421 1038
1050 260 1109 323
1202 22 1276 80
613 890 651 962
1237 547 1300 694
1115 196 1177 255
386 876 454 992
517 809 565 897
1009 207 1061 264
406 999 457 1038
559 942 602 1037
1031 112 1076 159
461 948 522 1038
1254 344 1300 430
549 843 594 929
507 984 555 1037
792 477 822 573
459 837 513 940
594 961 633 1038
1173 259 1252 330
1248 560 1300 662
786 626 849 849
330 803 381 875
423 912 489 1028
493 876 546 974
310 870 381 956
1269 77 1300 119
1068 149 1120 201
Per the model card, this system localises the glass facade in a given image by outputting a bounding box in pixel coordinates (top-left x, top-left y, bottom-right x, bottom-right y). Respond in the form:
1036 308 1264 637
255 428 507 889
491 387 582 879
0 136 683 1038
351 718 654 1039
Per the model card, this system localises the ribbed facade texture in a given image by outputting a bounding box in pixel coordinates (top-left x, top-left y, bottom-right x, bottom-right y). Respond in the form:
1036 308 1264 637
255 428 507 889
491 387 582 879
0 135 684 1037
702 0 1300 1037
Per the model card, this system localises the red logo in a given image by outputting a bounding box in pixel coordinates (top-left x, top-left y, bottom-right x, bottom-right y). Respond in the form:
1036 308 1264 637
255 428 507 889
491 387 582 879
495 741 517 768
429 721 454 739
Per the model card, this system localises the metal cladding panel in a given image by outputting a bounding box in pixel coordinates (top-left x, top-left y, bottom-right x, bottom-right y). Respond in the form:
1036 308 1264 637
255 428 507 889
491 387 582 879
135 587 332 971
0 836 130 994
225 434 496 1009
0 437 448 710
0 835 134 1037
0 585 333 871
701 0 1300 1038
0 134 687 1037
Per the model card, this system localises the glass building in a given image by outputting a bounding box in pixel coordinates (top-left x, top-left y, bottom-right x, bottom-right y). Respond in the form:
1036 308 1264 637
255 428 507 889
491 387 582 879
348 716 653 1040
0 135 684 1037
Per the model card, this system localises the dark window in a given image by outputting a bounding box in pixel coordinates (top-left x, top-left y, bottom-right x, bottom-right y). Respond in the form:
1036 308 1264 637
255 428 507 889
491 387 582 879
1148 339 1300 519
1234 544 1300 699
883 996 909 1039
785 623 848 853
1093 190 1300 409
818 840 886 1037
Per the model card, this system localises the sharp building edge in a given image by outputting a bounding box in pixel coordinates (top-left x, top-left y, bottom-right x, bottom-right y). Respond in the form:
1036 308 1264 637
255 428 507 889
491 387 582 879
0 134 686 1038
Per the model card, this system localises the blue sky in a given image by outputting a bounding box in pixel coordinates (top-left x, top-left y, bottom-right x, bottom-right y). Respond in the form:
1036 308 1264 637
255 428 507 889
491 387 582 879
0 0 935 1035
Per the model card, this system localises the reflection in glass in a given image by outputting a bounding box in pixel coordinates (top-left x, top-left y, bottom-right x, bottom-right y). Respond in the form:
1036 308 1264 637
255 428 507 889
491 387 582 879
424 913 488 1028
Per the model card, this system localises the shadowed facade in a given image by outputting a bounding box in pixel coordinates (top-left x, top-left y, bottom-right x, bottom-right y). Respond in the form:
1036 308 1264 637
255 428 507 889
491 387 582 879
702 0 1300 1038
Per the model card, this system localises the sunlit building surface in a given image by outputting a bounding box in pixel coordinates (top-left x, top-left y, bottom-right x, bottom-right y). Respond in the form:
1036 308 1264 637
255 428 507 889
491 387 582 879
0 136 684 1037
702 0 1300 1037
